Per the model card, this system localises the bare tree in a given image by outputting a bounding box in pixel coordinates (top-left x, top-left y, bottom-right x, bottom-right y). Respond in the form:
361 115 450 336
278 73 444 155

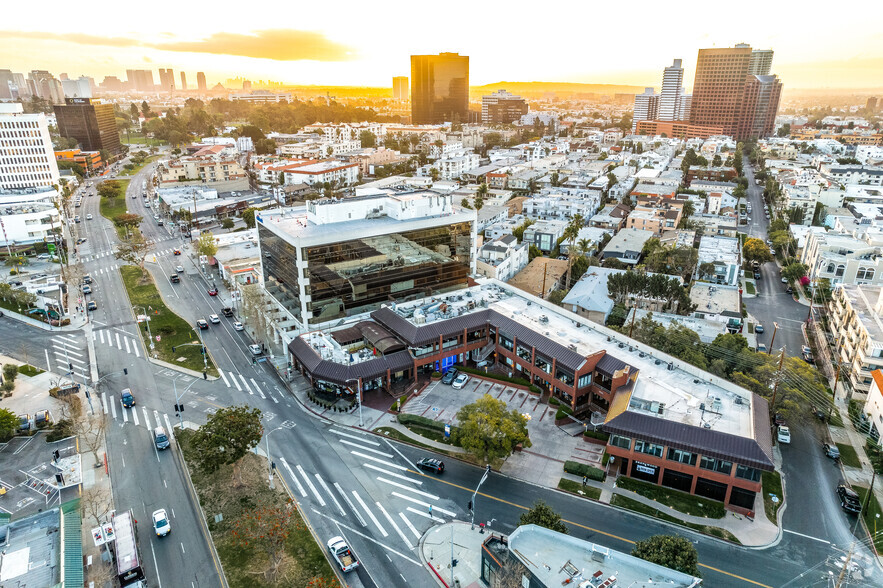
230 500 301 582
114 233 150 278
80 485 113 526
240 283 269 343
493 557 529 588
59 394 106 467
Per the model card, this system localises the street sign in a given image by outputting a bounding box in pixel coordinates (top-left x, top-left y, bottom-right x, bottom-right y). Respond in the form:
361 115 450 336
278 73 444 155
92 527 106 546
444 423 451 438
155 336 161 342
102 522 115 542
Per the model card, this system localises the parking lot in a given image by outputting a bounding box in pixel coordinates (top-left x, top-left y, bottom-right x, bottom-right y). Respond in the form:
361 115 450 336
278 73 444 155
403 374 604 486
0 431 81 519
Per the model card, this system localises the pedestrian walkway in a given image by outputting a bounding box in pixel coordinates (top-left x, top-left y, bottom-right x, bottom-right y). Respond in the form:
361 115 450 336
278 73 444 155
420 521 496 588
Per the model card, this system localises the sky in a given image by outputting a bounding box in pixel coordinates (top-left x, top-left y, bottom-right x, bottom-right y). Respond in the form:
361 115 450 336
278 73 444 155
3 0 882 90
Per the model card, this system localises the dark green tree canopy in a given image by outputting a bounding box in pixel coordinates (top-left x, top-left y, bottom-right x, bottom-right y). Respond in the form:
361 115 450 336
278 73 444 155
631 534 701 577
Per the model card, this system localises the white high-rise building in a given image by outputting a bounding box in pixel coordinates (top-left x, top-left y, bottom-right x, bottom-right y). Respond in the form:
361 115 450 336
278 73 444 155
658 59 685 121
677 92 692 121
0 103 59 191
748 50 774 76
632 88 659 130
61 76 92 99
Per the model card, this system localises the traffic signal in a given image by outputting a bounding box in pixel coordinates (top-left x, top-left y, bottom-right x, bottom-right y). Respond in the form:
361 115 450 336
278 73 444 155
123 368 128 375
174 403 184 413
201 346 206 355
53 449 60 461
467 500 473 511
68 363 73 372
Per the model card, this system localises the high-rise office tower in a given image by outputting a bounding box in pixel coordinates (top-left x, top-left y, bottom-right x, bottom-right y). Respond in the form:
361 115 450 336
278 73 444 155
689 44 782 139
61 76 92 99
393 76 409 101
28 71 64 104
867 97 878 112
748 49 774 76
11 73 29 99
0 103 59 190
0 70 14 100
126 69 155 92
180 72 187 91
677 93 692 122
242 80 252 91
196 72 207 92
632 88 660 130
54 98 122 156
157 68 175 92
658 59 686 121
410 53 469 125
481 90 528 124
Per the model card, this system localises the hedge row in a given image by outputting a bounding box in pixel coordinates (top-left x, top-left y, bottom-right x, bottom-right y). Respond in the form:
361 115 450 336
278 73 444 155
555 405 574 420
583 430 610 442
564 460 606 482
398 413 448 432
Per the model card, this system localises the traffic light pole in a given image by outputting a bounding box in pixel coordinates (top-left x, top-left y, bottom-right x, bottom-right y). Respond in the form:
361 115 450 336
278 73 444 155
470 465 491 530
172 377 199 430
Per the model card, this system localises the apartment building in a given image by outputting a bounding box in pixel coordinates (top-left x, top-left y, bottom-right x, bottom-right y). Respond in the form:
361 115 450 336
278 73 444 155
521 192 601 223
158 154 246 186
590 203 631 232
801 230 883 287
481 89 528 124
522 219 568 252
0 103 59 191
696 235 742 286
476 235 529 282
0 187 62 246
282 160 359 187
601 228 655 265
830 285 883 394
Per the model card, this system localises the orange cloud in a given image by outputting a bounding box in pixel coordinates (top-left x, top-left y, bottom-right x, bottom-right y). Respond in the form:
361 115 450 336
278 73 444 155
0 29 355 62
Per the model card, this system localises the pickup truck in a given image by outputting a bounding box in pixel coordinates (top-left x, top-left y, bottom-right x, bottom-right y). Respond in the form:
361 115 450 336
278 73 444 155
221 307 234 317
327 536 359 572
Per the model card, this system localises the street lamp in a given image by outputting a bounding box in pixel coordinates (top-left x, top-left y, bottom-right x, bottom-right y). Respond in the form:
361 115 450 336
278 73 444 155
470 465 491 530
346 378 363 428
264 426 285 489
134 305 154 350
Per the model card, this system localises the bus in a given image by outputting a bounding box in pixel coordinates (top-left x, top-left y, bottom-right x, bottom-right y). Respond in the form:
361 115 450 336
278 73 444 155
114 509 146 586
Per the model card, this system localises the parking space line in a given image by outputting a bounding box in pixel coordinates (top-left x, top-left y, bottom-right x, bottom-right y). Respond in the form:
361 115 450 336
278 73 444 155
377 502 411 549
296 464 325 506
352 490 387 537
399 512 421 540
315 474 346 517
279 458 306 497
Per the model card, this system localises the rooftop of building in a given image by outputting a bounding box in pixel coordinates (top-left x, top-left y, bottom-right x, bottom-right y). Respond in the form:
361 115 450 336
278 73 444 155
603 228 654 254
0 508 62 588
697 235 741 264
284 160 359 174
838 284 883 344
690 282 742 317
499 525 701 588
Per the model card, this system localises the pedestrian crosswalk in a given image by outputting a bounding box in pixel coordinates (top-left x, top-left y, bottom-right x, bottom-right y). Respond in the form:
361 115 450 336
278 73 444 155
93 329 141 357
277 427 458 551
100 390 176 436
216 370 280 403
49 334 90 383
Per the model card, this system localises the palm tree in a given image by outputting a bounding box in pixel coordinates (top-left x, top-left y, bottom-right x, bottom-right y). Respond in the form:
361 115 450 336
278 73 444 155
563 214 585 288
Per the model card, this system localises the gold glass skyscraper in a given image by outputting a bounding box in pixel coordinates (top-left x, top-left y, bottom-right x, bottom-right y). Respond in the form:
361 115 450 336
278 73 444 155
410 53 469 125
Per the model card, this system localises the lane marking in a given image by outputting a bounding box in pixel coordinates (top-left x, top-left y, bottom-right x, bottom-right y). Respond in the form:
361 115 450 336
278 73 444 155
329 428 380 446
229 372 242 392
279 458 306 498
334 482 366 527
783 529 831 544
314 474 345 517
390 492 456 517
296 464 325 506
377 502 412 549
352 490 387 537
341 440 393 458
350 451 409 470
219 371 230 388
399 512 420 540
377 477 439 500
364 463 422 484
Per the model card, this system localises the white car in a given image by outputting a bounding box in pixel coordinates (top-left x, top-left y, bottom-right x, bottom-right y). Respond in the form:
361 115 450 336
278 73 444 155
152 508 171 536
777 426 791 444
86 213 93 220
452 373 470 389
249 344 262 355
233 321 244 331
175 265 184 273
209 314 220 324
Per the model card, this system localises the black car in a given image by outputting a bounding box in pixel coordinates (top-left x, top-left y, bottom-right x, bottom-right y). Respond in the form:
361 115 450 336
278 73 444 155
836 484 862 513
416 458 445 474
197 319 209 330
441 369 459 385
87 301 97 311
222 307 234 317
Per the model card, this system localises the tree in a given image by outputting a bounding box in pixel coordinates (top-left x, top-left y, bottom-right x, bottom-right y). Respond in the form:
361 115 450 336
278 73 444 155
742 238 773 265
140 100 151 117
230 500 301 582
241 206 257 229
4 255 29 274
196 231 218 259
429 167 440 182
114 232 150 277
453 394 531 462
191 405 263 486
518 500 568 534
550 172 559 187
129 103 140 120
0 407 17 440
59 394 105 467
460 198 472 209
113 213 143 232
782 262 808 284
631 535 700 577
712 154 722 167
97 180 125 199
220 218 234 230
528 245 543 261
80 484 113 527
359 130 376 148
677 200 696 228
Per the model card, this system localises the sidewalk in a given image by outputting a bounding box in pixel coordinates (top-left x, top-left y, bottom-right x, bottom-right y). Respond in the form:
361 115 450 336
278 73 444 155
420 521 493 588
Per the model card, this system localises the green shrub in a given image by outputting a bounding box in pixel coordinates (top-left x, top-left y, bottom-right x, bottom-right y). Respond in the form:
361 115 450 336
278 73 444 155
431 371 442 378
601 452 611 466
563 460 606 482
583 429 610 442
549 396 561 406
398 413 447 432
46 419 74 442
555 405 573 420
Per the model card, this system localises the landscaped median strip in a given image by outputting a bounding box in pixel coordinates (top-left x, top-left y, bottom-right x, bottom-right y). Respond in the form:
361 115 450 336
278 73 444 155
120 265 219 376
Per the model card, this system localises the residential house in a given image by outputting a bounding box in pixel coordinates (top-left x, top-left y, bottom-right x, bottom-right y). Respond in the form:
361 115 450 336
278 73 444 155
590 203 631 231
562 267 669 324
830 285 883 395
600 228 654 265
696 235 742 286
801 230 883 287
522 219 569 252
476 235 529 282
690 282 742 331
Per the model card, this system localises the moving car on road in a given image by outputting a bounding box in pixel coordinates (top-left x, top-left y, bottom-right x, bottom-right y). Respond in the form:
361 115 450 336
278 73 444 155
209 314 220 324
152 509 171 536
755 324 764 334
175 265 184 273
233 321 244 331
121 389 135 408
222 307 234 317
87 301 97 311
197 319 209 329
207 288 218 296
249 344 262 355
327 537 359 572
416 458 445 474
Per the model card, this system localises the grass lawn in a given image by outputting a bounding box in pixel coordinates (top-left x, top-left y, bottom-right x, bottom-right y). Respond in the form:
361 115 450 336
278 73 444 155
177 429 336 587
558 478 602 500
610 494 741 544
118 155 158 177
745 281 756 295
836 443 862 468
120 132 166 147
120 265 218 376
17 364 44 377
615 476 725 518
762 470 783 524
854 487 883 554
98 179 131 223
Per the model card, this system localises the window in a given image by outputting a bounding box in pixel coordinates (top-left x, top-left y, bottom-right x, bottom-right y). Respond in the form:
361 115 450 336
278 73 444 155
577 373 592 388
667 448 697 466
610 434 631 450
556 368 574 386
516 345 532 362
534 355 552 374
700 455 732 474
858 267 875 281
735 464 761 482
634 440 663 458
836 264 845 277
499 334 513 351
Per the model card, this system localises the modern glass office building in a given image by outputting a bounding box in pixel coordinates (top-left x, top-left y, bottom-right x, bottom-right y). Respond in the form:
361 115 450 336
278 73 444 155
410 53 469 125
258 191 476 326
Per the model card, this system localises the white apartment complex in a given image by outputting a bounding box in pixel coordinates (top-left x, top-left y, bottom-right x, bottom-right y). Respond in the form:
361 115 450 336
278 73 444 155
280 140 361 158
0 103 59 191
0 187 62 246
830 284 883 395
476 234 529 282
521 192 601 223
282 160 359 187
801 230 883 287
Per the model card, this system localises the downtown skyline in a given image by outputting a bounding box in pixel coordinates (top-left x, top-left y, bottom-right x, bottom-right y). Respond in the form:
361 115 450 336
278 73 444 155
2 0 882 90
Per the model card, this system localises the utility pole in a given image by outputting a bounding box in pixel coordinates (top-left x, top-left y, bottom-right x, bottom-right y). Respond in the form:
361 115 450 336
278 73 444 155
628 302 638 338
769 347 786 444
768 322 780 354
834 542 854 588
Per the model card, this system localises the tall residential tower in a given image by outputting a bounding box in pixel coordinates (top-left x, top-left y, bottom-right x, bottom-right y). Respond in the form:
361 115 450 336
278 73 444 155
392 76 409 101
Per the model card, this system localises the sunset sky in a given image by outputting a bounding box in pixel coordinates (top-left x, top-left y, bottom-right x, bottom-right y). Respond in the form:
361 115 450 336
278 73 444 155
3 0 881 90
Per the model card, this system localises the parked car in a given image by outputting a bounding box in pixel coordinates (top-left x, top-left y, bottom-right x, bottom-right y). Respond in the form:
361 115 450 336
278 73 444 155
755 324 764 334
773 413 785 426
17 414 30 433
209 314 220 324
249 344 262 355
802 345 813 363
757 343 768 353
82 285 92 295
152 508 171 536
777 425 791 444
121 389 135 408
207 288 218 296
780 277 788 284
416 458 445 474
197 319 209 330
452 373 470 389
836 484 862 513
441 369 459 385
34 410 51 429
233 321 244 331
785 286 793 294
823 443 840 459
87 301 97 311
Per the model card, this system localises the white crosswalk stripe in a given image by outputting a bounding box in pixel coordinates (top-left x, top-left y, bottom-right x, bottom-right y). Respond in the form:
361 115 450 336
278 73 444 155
296 465 325 506
330 428 380 446
240 375 253 395
365 463 421 484
110 399 117 420
219 371 230 387
54 351 86 364
377 478 439 500
334 483 366 527
163 414 175 439
229 372 242 392
98 330 105 344
343 442 393 458
250 378 265 399
391 492 456 516
116 333 122 350
399 512 421 540
377 502 411 549
352 490 387 537
131 407 139 426
315 474 345 517
133 342 140 358
122 404 128 423
350 451 407 469
101 393 109 414
279 458 306 497
406 506 444 523
124 337 131 354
